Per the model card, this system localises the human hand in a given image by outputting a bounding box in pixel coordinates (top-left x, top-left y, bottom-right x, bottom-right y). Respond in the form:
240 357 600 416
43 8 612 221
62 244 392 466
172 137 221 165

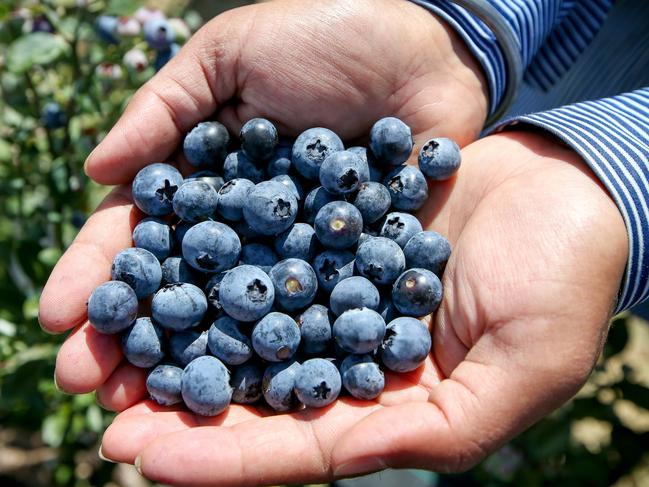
39 0 628 484
40 0 487 405
43 124 627 485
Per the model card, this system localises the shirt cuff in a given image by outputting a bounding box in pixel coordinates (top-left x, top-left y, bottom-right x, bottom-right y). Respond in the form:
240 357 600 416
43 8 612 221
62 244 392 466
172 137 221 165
495 88 649 313
408 0 517 123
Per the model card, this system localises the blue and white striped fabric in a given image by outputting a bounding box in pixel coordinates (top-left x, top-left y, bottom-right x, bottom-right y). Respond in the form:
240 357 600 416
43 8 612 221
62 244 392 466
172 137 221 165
409 0 649 313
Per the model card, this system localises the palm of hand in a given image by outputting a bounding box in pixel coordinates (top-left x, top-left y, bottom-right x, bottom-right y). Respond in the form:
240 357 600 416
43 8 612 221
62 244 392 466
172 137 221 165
84 0 486 185
93 133 626 486
38 1 627 484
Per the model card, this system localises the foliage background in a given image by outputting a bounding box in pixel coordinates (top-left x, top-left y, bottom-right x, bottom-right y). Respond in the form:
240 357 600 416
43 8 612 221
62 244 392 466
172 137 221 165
0 1 647 486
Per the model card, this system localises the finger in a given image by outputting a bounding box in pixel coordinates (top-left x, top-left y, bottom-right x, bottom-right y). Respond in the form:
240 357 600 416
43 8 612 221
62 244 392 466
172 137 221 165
113 400 187 420
135 399 381 486
102 405 263 464
96 361 148 412
84 13 242 185
54 323 123 394
39 186 138 333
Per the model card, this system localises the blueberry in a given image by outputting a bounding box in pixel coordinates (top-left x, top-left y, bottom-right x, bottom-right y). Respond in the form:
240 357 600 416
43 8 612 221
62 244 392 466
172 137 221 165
185 170 225 192
303 186 340 224
356 232 374 249
252 312 300 362
219 265 275 321
204 272 226 311
154 43 180 71
240 243 279 273
267 144 293 177
182 221 241 273
292 127 344 180
223 151 266 183
207 316 253 365
333 308 385 353
403 231 451 276
169 330 208 367
132 163 183 216
330 276 380 316
297 304 332 355
146 364 183 406
88 281 138 334
160 256 201 286
384 165 429 211
121 317 165 368
314 201 363 249
274 223 318 261
95 15 119 44
143 18 175 51
355 237 405 285
351 182 392 224
183 121 229 168
377 295 398 323
418 137 461 180
233 220 265 242
381 317 431 372
392 268 443 317
311 250 355 293
172 180 218 222
340 354 385 400
348 146 383 182
174 221 194 248
294 358 341 408
111 248 162 299
271 174 304 202
262 360 301 412
243 181 298 236
181 356 232 416
369 117 413 166
133 217 173 261
217 178 255 221
41 102 67 129
268 258 318 312
151 283 207 331
240 118 278 161
379 212 423 248
231 363 263 404
319 150 369 195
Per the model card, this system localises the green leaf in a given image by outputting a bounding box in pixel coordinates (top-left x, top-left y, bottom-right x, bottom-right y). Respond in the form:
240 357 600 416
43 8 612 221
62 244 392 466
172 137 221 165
105 0 141 16
6 33 69 74
22 295 40 321
0 318 16 337
42 408 69 447
85 404 104 433
0 139 12 163
38 247 62 267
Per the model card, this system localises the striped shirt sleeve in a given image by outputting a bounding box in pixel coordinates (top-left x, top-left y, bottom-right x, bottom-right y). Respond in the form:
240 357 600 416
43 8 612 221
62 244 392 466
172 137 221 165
408 0 613 118
500 88 649 313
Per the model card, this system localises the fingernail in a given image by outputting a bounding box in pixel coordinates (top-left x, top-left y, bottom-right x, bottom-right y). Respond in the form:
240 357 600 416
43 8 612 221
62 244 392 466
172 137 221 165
98 445 115 463
334 457 387 479
53 371 63 393
134 455 143 475
83 150 94 175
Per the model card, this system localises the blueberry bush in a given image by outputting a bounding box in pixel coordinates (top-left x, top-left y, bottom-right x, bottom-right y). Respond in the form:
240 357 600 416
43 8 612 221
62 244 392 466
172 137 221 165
0 1 201 485
0 1 647 486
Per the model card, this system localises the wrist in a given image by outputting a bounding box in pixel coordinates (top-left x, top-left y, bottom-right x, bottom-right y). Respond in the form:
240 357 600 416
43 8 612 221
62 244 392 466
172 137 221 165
402 0 489 143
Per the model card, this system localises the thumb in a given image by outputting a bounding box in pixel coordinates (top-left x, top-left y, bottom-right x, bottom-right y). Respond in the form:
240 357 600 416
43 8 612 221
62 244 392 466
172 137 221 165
84 13 242 185
330 338 594 476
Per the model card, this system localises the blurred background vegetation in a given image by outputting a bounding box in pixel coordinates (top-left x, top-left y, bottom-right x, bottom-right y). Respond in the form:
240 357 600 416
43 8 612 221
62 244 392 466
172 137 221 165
0 1 647 486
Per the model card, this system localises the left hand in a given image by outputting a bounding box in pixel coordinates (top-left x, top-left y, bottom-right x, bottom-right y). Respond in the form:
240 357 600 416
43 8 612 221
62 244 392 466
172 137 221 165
88 131 626 485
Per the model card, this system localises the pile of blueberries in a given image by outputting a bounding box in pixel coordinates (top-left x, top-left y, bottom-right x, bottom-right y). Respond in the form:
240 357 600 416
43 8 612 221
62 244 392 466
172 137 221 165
87 116 461 416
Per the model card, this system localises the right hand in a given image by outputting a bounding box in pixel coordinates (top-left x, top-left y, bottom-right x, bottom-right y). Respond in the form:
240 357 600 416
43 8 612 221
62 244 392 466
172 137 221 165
83 0 488 185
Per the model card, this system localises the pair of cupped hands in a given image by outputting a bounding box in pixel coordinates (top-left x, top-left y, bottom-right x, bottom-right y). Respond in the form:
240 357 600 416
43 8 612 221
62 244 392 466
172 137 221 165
39 1 628 485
